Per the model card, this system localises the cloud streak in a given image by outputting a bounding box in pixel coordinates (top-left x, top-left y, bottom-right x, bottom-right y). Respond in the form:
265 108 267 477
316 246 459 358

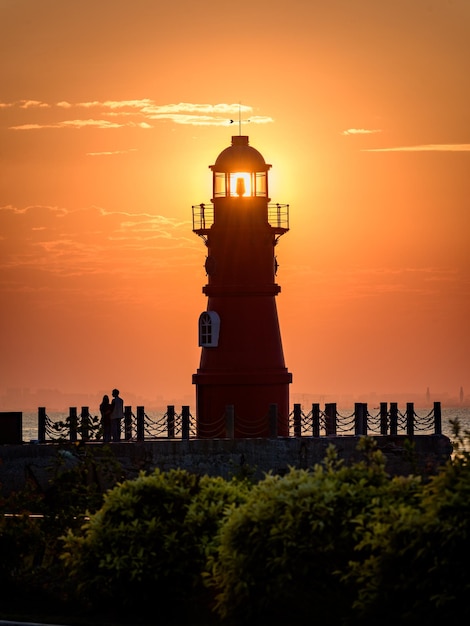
86 148 139 156
363 144 470 152
342 128 382 135
342 130 470 153
10 120 140 130
4 100 273 130
0 205 199 289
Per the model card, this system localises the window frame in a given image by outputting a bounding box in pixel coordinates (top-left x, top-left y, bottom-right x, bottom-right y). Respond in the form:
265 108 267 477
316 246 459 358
198 311 220 347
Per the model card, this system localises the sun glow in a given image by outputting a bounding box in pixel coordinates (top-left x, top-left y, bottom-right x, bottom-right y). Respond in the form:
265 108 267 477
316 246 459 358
230 172 251 197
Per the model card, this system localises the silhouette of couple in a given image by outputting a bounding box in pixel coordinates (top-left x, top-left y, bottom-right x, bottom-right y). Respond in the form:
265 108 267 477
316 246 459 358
99 388 124 442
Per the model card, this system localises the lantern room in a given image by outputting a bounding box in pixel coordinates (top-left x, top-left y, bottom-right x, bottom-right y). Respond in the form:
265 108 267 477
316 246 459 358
211 135 270 199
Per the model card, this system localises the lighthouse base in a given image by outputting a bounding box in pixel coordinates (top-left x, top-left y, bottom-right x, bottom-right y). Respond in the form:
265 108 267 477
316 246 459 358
193 369 292 438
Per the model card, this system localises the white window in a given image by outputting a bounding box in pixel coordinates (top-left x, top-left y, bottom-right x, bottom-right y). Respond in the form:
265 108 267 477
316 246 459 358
198 311 220 347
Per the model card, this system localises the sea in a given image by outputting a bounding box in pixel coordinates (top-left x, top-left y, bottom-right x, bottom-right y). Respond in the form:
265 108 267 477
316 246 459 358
19 405 470 445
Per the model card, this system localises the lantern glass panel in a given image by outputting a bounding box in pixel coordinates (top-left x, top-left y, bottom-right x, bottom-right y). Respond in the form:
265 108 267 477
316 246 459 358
229 172 252 197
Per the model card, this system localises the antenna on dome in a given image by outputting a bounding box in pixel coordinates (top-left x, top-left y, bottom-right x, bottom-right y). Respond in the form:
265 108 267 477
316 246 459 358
229 102 250 134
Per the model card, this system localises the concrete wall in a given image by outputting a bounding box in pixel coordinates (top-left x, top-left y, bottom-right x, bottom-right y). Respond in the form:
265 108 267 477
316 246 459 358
0 434 453 496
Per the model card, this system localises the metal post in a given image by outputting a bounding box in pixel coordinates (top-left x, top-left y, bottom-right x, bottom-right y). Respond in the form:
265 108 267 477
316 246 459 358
389 402 398 435
293 403 302 437
136 406 145 441
380 402 388 435
80 406 89 441
167 405 175 438
406 402 414 436
325 403 337 436
181 405 190 440
355 402 367 436
225 405 235 439
69 407 77 442
311 403 320 437
269 403 278 439
38 407 46 443
354 403 361 435
434 401 442 435
124 406 132 440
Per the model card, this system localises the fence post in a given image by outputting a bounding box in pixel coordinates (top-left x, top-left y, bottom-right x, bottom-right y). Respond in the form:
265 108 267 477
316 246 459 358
80 406 89 441
124 406 132 440
311 403 320 437
380 402 388 435
136 406 145 441
389 402 398 435
182 406 190 440
355 403 368 436
38 407 46 443
225 405 235 439
269 403 278 439
167 405 175 438
293 403 302 437
325 403 337 435
433 401 442 435
69 407 78 442
354 403 361 435
406 402 414 436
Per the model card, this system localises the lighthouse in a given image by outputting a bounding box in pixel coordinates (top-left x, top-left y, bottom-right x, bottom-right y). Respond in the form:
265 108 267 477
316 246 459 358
192 135 292 438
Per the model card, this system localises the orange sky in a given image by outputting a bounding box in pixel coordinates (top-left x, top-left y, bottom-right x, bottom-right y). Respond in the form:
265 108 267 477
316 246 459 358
1 0 469 410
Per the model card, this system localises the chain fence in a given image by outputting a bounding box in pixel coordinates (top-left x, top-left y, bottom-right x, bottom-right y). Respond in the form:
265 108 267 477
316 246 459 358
36 401 442 443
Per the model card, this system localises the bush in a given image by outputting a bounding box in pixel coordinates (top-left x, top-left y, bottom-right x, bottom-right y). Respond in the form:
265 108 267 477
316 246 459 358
207 439 423 626
348 429 470 625
62 468 251 620
0 443 124 618
3 432 469 626
0 509 44 585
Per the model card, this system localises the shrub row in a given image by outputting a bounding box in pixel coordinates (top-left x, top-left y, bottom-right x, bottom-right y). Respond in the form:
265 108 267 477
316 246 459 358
1 430 470 625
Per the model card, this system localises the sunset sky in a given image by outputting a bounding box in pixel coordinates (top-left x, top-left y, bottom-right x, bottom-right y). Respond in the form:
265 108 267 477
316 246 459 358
1 0 469 410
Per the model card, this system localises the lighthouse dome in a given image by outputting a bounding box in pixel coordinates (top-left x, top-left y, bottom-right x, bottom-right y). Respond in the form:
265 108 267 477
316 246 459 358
211 136 271 173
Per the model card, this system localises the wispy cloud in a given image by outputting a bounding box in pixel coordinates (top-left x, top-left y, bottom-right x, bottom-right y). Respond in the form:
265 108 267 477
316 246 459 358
146 114 234 127
4 100 273 130
342 128 382 136
283 264 461 300
363 144 470 152
86 148 139 156
0 205 199 288
10 119 126 130
0 100 50 110
20 100 51 109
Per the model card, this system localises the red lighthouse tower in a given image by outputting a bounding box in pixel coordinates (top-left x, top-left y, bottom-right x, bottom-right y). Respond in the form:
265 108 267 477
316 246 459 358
192 135 292 438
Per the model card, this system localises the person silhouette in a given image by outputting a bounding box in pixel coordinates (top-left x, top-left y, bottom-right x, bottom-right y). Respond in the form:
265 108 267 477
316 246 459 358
99 394 112 442
110 388 124 442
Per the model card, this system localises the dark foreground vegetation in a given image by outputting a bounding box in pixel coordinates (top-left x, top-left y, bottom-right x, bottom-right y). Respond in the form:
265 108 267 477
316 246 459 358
1 422 469 626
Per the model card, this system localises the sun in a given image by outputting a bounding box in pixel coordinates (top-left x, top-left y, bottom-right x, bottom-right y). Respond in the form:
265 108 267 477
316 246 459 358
229 172 252 197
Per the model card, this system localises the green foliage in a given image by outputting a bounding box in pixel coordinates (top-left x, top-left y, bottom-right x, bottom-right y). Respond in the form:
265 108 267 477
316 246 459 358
2 431 469 626
50 412 102 441
206 440 420 625
61 468 251 618
347 426 470 625
448 416 470 455
44 442 124 525
0 443 124 616
0 496 44 585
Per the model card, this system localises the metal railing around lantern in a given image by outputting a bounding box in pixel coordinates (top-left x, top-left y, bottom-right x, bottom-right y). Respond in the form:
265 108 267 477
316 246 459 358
192 203 289 233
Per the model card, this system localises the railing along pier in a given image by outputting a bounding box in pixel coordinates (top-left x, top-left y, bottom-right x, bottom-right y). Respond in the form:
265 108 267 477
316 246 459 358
35 401 442 443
